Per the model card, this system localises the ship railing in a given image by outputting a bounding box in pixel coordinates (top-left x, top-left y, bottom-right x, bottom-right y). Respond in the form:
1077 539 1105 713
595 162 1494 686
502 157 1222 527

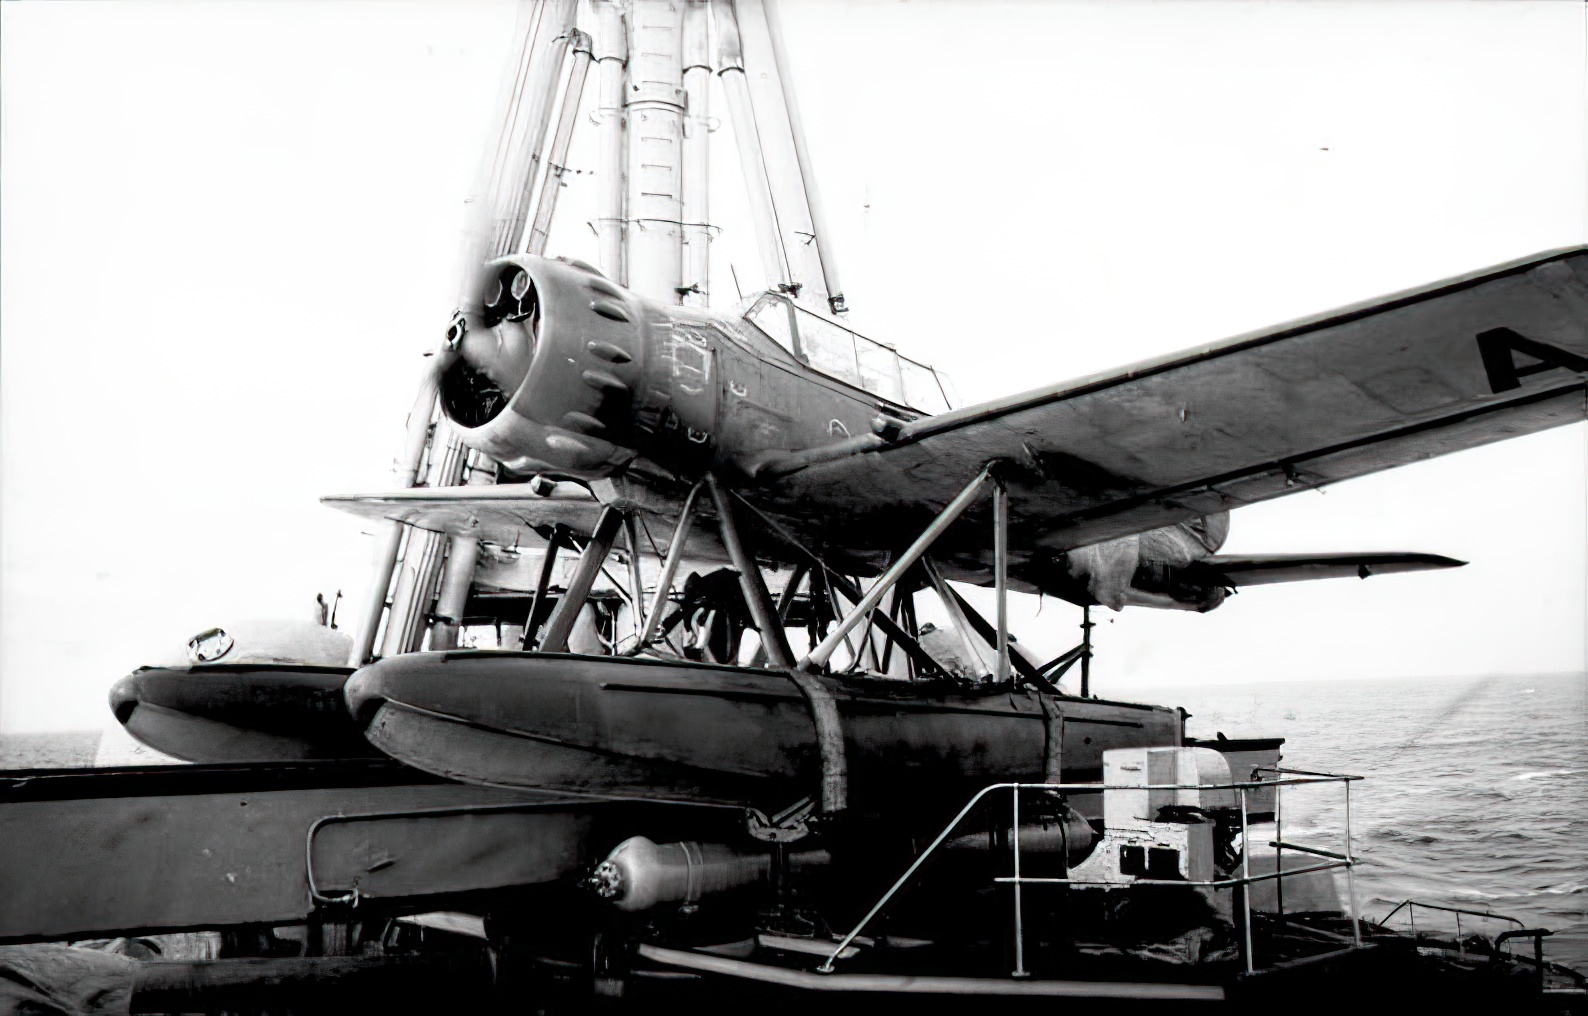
820 769 1363 978
1379 899 1552 967
1380 898 1525 938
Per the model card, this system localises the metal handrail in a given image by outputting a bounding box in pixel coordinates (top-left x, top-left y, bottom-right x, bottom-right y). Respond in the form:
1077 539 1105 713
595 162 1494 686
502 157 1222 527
1380 899 1525 929
1377 898 1536 963
819 770 1363 976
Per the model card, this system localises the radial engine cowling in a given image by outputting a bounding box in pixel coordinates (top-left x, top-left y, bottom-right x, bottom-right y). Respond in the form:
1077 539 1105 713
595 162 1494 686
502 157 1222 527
439 255 717 479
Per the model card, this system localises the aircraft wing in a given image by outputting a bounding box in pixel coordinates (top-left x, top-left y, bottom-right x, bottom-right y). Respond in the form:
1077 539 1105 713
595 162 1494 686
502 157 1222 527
751 247 1588 558
1189 552 1466 588
321 484 734 563
322 484 603 548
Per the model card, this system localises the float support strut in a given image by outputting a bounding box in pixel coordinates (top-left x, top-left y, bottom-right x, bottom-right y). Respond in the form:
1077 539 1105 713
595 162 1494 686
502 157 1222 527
750 563 809 668
708 477 845 813
637 480 704 649
706 475 794 667
623 513 648 637
730 493 945 679
802 467 992 672
540 507 624 652
522 525 568 650
922 557 999 678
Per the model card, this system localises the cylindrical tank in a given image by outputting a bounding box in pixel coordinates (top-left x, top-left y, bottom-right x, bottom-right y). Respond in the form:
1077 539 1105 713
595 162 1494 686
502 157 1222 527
944 810 1099 867
589 836 828 912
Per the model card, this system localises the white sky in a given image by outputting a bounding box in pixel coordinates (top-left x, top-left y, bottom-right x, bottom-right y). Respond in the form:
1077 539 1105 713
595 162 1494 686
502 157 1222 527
2 0 1585 733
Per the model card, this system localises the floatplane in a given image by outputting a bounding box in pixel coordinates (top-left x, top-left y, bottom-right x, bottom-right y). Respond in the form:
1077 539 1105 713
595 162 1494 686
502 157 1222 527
6 2 1586 1012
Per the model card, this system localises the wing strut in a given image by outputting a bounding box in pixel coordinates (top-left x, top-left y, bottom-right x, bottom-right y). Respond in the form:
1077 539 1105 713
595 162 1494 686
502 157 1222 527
728 495 946 679
636 481 707 649
708 475 795 668
801 467 994 671
541 507 625 652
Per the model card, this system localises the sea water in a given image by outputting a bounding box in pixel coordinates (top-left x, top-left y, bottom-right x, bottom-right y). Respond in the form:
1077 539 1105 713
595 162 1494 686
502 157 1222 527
1125 671 1588 970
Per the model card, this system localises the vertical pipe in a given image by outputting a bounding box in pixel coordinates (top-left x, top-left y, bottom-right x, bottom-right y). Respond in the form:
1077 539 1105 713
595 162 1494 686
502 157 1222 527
638 481 705 647
994 481 1010 686
1011 785 1026 977
728 0 824 305
680 0 712 306
350 524 405 664
713 0 792 292
1240 787 1254 975
1345 781 1363 947
381 530 441 655
624 0 687 303
1080 605 1093 697
483 1 548 210
498 0 579 259
761 0 845 313
623 513 648 638
429 536 481 651
430 451 495 651
382 430 468 656
453 0 547 307
1275 771 1285 920
707 476 793 667
541 507 626 653
348 352 454 666
526 34 593 257
594 0 628 282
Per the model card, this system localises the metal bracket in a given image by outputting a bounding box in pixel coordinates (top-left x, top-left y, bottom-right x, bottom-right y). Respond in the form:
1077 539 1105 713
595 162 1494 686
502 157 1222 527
746 797 816 843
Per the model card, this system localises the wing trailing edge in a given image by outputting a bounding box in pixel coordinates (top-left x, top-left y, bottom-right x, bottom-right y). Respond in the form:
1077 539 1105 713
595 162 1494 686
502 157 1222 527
1191 552 1466 588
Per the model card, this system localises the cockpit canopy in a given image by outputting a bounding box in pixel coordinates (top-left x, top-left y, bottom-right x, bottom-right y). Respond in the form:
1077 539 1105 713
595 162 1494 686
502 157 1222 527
743 293 958 415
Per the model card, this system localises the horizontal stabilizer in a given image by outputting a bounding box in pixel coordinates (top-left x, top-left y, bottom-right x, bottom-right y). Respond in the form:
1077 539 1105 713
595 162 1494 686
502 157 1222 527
1192 552 1466 588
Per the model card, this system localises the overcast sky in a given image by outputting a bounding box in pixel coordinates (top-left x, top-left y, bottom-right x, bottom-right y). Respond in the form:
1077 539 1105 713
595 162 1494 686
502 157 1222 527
2 1 1585 733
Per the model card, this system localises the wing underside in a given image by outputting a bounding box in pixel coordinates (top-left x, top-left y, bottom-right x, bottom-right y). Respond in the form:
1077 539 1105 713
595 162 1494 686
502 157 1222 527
322 484 734 563
323 485 602 549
